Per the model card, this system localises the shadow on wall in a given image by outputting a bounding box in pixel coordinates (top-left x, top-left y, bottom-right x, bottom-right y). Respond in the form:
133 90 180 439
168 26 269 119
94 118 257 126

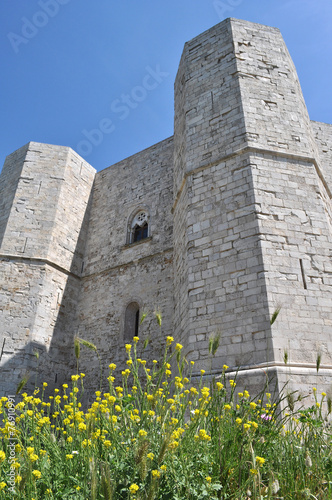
0 188 95 397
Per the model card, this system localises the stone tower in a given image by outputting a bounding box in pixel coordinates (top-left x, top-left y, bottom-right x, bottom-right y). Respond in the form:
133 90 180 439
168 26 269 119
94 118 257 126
0 18 331 399
173 19 332 395
0 144 95 394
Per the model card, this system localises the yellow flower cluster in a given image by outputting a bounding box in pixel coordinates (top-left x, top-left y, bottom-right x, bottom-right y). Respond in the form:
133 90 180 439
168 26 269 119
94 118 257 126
195 429 211 441
255 456 265 467
129 483 139 494
1 331 328 500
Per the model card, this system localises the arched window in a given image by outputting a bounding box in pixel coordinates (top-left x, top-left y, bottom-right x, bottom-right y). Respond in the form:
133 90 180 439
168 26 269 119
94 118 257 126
124 302 140 342
128 209 150 244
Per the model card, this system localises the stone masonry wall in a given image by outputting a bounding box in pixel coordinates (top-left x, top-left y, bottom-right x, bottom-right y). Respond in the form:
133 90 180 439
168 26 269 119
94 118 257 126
173 19 273 383
253 153 332 396
231 20 332 396
311 121 332 192
0 143 95 395
0 144 27 248
77 138 174 400
172 18 332 399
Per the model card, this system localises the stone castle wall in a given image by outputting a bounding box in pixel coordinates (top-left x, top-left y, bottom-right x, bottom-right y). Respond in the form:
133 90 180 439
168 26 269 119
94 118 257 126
0 143 95 394
76 138 174 400
173 20 273 387
0 18 331 400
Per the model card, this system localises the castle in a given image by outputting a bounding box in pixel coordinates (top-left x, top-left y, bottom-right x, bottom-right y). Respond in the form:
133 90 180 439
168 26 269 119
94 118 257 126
1 18 332 400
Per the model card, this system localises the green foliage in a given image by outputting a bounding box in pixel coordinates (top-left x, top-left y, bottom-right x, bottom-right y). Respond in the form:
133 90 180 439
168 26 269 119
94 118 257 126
316 352 322 373
270 306 281 326
208 332 221 356
0 334 331 499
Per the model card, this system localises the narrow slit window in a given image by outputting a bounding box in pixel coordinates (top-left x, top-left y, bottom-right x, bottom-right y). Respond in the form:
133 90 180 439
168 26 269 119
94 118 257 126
124 302 140 341
135 310 140 337
299 259 307 289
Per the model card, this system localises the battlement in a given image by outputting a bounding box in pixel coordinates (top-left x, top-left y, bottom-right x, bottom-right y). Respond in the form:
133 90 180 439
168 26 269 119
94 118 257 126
1 19 331 401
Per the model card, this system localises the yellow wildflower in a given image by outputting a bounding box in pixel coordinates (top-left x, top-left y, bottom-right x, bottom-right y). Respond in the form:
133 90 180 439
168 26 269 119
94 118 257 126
129 483 139 494
256 456 265 466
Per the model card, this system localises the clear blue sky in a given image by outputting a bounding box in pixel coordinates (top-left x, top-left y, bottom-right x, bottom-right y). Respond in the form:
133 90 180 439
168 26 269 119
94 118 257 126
1 0 331 173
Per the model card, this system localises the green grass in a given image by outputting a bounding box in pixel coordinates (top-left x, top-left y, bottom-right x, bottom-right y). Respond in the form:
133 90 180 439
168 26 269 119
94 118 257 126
0 333 331 499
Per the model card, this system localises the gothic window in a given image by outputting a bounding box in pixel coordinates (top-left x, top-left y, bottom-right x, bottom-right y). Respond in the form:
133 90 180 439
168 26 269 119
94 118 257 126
128 210 149 244
124 302 140 341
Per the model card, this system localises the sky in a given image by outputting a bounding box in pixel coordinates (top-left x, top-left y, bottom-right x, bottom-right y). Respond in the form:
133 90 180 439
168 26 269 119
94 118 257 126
1 0 331 173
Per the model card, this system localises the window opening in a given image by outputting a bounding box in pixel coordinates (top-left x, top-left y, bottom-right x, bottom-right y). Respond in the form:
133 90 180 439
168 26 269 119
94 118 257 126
124 302 140 341
133 222 148 242
135 310 140 337
129 210 149 244
0 338 6 362
299 259 307 289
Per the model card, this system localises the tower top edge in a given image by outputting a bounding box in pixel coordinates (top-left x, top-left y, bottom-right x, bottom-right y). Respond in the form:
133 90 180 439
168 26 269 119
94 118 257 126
182 17 281 50
3 141 96 174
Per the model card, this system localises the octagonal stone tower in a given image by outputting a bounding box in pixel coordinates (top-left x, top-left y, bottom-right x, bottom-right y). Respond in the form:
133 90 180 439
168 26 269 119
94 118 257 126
0 18 331 401
0 143 95 394
173 18 332 395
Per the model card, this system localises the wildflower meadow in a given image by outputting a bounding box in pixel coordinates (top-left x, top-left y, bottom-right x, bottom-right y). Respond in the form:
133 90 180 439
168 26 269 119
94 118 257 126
0 319 332 499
